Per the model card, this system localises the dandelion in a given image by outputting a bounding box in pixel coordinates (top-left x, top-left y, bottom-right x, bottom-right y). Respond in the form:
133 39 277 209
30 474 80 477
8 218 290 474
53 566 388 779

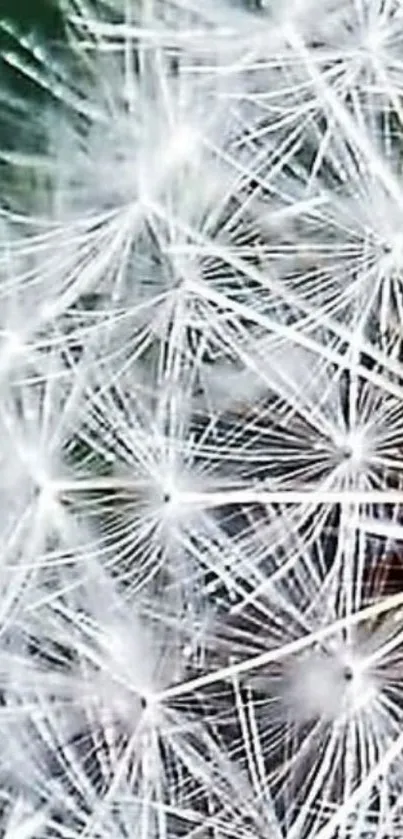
2 0 403 837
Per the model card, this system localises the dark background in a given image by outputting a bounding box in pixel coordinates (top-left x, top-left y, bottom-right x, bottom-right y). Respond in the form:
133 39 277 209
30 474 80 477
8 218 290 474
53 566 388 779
0 0 65 102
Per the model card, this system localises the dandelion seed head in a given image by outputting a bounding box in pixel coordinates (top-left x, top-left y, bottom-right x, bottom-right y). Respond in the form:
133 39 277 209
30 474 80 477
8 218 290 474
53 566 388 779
342 654 377 714
382 230 403 272
340 427 369 468
287 650 346 722
3 0 403 835
281 627 379 728
285 646 360 723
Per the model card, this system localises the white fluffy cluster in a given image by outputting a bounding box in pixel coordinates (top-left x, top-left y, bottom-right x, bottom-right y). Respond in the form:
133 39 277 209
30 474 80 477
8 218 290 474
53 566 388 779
2 0 403 836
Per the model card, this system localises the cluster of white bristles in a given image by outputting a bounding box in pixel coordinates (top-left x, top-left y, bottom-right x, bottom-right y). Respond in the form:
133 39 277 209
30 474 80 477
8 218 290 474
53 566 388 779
3 0 403 836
